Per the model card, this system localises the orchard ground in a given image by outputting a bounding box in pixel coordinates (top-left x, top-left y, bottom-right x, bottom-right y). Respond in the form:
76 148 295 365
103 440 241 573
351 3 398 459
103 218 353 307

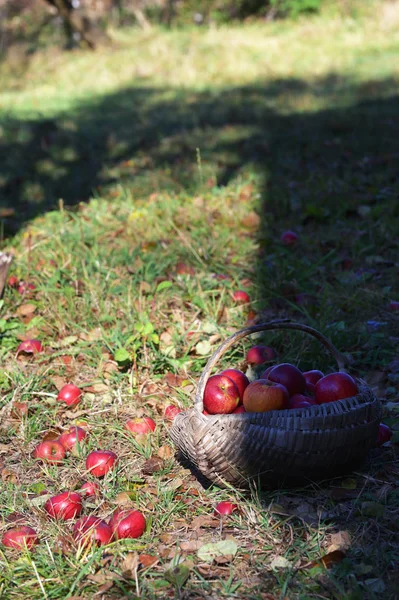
1 2 399 598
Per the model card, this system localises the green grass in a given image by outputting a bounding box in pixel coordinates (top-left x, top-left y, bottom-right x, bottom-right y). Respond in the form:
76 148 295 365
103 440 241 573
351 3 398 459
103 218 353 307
1 2 399 598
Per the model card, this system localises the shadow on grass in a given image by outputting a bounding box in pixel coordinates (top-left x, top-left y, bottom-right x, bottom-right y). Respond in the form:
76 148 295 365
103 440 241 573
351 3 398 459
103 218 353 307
1 75 398 238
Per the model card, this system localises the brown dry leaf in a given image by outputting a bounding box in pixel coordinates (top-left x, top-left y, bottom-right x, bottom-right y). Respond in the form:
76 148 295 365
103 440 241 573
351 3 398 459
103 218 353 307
114 492 134 507
42 430 62 441
122 552 139 579
83 383 109 394
51 376 67 391
159 533 174 544
329 531 351 552
103 361 119 378
157 445 173 459
11 402 29 418
5 512 28 525
165 373 185 388
139 281 151 294
16 304 36 317
161 477 184 493
308 550 346 569
191 515 220 530
142 457 164 475
79 328 102 342
139 553 158 568
180 540 203 552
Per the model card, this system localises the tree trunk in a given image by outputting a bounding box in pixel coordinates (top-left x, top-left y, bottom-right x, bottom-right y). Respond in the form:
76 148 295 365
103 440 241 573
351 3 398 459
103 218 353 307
43 0 110 49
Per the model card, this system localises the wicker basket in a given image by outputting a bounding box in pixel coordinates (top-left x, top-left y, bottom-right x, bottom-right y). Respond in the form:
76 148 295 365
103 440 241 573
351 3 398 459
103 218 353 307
169 321 381 488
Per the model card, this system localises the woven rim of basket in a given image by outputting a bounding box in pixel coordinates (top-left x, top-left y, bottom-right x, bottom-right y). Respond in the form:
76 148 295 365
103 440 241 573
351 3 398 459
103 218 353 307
193 320 348 413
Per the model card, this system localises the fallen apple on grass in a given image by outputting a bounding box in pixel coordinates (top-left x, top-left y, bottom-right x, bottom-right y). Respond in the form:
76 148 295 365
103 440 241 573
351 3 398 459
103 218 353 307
16 339 43 355
109 509 146 539
2 526 39 550
203 374 240 414
57 384 82 407
17 282 35 295
86 450 118 477
376 423 392 446
73 516 113 547
164 405 182 421
80 481 100 497
125 417 156 434
315 372 358 404
33 440 66 464
280 230 299 246
44 491 83 520
58 426 87 451
246 345 276 365
214 501 238 516
8 275 19 288
243 379 289 413
232 290 250 304
268 363 306 396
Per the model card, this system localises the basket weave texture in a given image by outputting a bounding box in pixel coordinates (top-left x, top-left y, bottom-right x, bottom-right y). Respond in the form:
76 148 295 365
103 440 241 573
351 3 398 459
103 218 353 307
169 322 381 488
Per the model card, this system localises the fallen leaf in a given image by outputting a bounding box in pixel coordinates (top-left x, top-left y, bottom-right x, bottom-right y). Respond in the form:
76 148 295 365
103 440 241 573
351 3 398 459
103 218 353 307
195 340 211 356
165 561 192 587
191 515 219 530
16 304 36 317
309 550 346 569
142 457 164 475
270 556 291 570
197 539 238 563
157 445 172 459
241 211 260 229
180 540 203 552
114 492 134 507
139 553 158 568
122 552 139 579
161 477 183 492
361 502 385 518
83 383 109 394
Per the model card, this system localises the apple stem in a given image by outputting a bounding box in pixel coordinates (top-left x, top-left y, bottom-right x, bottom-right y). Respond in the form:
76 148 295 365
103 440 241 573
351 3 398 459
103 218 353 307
194 320 347 412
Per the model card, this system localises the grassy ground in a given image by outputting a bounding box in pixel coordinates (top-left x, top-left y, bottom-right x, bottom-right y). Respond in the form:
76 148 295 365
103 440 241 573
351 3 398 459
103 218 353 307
1 2 399 598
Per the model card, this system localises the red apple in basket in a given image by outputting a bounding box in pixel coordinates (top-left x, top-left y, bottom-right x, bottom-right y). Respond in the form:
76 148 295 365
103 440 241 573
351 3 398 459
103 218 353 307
203 374 240 414
303 370 324 386
288 394 313 409
2 526 39 550
220 369 249 401
315 372 358 404
233 405 246 414
268 363 306 396
243 379 289 413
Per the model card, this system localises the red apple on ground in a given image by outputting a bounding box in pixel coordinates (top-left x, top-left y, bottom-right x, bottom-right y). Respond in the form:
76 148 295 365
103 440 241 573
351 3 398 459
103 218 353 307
388 300 399 311
125 417 156 434
164 405 182 421
109 509 146 539
203 374 240 414
243 379 289 413
73 516 112 547
280 230 299 246
8 275 19 288
214 501 238 516
2 526 39 550
44 491 82 520
176 262 195 275
246 345 276 365
80 481 100 497
86 450 118 477
57 384 82 407
288 394 313 409
303 370 325 386
268 363 306 396
376 423 392 446
17 339 42 354
232 290 250 304
213 273 230 281
58 426 87 451
315 372 359 404
17 282 35 295
33 440 66 464
220 369 249 401
232 405 246 414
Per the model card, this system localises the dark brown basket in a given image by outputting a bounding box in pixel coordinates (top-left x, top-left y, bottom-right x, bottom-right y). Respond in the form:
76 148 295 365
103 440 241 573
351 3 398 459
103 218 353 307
169 321 381 488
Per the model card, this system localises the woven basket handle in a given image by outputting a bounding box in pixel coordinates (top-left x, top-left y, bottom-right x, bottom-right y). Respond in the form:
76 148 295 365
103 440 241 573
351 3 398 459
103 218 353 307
194 320 347 411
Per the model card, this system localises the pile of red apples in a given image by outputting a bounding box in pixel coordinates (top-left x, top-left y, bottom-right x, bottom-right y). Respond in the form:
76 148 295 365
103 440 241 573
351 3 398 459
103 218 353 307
186 344 392 447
